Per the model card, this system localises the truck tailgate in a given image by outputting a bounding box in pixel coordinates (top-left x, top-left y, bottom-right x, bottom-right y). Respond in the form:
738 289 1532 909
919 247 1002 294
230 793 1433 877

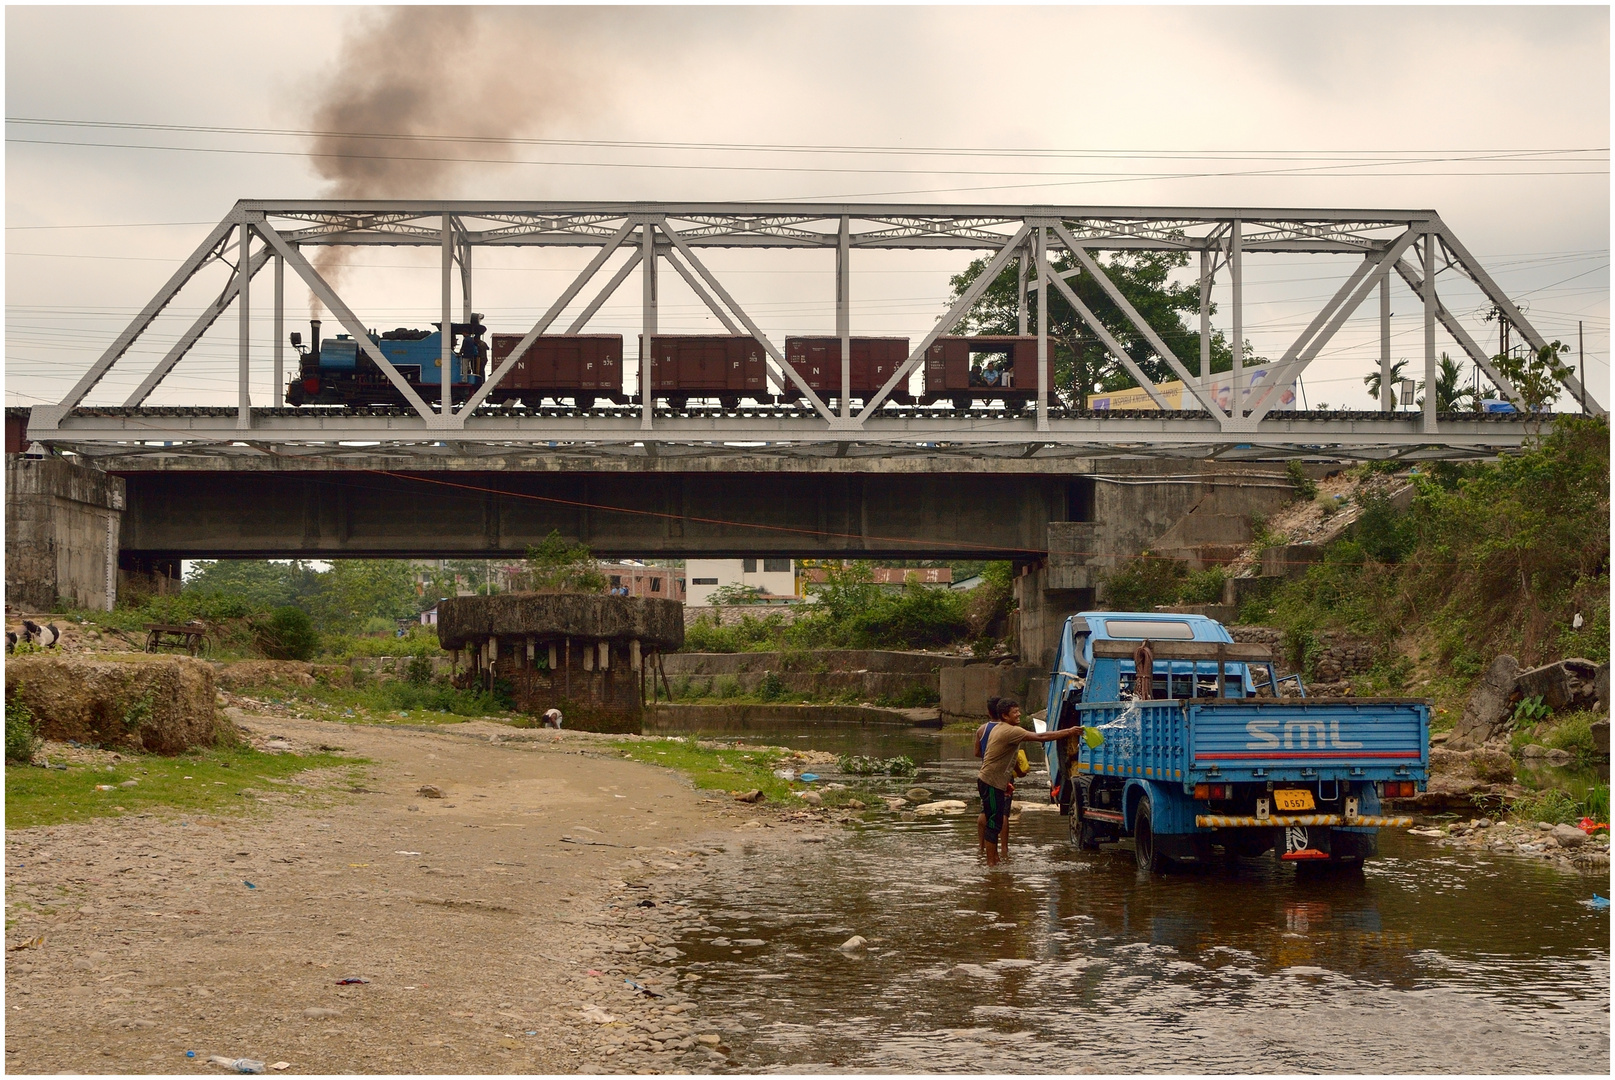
1188 699 1428 782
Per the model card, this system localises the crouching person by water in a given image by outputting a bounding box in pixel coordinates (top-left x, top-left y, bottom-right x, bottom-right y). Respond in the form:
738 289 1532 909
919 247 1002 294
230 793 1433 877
975 697 1083 866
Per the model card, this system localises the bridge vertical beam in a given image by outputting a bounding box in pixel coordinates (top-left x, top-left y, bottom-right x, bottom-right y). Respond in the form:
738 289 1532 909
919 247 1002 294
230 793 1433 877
1379 274 1391 412
1199 245 1211 389
641 221 656 430
1230 218 1243 417
237 224 252 430
1423 229 1437 434
460 235 474 325
441 214 453 418
838 215 851 420
273 254 284 408
1036 226 1049 432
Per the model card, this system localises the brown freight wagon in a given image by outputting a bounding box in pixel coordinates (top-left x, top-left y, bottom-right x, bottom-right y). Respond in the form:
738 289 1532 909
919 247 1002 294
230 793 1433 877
922 335 1057 410
783 337 913 404
643 335 769 409
488 334 625 409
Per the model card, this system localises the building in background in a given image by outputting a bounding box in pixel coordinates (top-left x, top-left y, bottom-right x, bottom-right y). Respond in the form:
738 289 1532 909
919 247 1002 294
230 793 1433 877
685 558 796 606
798 566 953 590
599 561 686 601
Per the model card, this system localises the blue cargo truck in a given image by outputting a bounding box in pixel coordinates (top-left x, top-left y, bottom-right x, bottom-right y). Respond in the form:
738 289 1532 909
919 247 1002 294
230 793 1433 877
1038 612 1427 872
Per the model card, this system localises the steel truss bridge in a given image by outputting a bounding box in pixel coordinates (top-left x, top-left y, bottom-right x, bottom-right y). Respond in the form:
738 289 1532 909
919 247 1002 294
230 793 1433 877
22 201 1604 463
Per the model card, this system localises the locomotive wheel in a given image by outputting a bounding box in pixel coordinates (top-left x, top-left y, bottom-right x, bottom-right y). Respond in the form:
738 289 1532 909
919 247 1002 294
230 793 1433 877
575 394 595 411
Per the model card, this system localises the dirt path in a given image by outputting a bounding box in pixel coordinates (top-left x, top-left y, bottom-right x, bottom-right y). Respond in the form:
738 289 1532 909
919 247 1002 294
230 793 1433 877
4 713 787 1074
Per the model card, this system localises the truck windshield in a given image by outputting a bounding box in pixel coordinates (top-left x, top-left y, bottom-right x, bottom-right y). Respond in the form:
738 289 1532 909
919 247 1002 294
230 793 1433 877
1100 619 1195 639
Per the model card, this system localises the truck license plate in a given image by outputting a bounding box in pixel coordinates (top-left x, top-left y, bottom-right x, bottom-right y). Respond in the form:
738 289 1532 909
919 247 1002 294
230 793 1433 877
1274 788 1315 812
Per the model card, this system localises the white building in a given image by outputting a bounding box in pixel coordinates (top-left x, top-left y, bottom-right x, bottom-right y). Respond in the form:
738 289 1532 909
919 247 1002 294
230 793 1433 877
685 558 796 606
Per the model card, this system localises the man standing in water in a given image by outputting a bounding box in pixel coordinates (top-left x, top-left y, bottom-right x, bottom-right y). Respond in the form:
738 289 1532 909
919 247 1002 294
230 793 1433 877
976 699 1084 865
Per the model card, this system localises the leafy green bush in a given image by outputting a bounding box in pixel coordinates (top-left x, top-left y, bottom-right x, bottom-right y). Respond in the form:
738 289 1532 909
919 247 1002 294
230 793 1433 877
758 671 787 701
1286 461 1318 500
1541 710 1600 757
1583 782 1609 822
1180 567 1228 605
877 685 941 708
1513 695 1553 726
1509 787 1582 825
837 754 918 777
1100 553 1188 611
256 606 319 661
6 695 41 764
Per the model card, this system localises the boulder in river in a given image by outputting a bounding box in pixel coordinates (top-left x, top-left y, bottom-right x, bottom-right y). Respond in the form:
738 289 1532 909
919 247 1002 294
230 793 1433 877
1550 824 1588 849
1515 658 1601 714
1447 654 1519 750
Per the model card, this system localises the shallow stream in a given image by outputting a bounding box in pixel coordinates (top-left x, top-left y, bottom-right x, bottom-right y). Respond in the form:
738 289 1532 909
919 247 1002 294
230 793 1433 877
670 723 1610 1073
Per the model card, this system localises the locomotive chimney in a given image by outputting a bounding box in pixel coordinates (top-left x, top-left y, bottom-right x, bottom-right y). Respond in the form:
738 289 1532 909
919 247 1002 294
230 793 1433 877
310 319 321 364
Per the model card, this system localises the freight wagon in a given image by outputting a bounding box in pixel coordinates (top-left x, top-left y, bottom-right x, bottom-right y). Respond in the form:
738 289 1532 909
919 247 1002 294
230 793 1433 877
1037 612 1428 873
644 335 770 410
488 334 625 409
783 337 912 405
924 335 1057 410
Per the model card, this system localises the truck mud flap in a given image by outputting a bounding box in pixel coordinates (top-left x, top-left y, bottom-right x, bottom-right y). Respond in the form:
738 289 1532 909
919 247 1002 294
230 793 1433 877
1279 825 1331 861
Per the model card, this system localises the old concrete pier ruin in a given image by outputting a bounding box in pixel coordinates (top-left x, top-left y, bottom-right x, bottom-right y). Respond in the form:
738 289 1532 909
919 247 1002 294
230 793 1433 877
435 593 684 732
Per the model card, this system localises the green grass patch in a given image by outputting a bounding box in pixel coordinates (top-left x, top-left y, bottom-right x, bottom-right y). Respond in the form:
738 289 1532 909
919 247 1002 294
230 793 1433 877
236 677 513 726
609 737 864 808
5 744 363 829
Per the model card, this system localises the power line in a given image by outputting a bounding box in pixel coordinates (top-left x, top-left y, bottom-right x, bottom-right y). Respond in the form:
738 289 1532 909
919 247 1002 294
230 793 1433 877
7 116 1607 162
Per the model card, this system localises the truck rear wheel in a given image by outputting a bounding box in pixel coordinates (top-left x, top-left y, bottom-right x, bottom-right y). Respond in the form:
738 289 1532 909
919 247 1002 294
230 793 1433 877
1134 799 1168 874
1068 803 1102 850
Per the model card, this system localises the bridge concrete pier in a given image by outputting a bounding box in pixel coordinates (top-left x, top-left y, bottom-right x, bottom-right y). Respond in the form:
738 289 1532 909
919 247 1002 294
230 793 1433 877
5 456 124 612
1013 465 1305 670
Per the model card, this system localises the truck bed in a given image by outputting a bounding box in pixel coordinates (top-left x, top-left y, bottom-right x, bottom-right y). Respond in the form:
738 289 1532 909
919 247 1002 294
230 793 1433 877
1073 697 1429 786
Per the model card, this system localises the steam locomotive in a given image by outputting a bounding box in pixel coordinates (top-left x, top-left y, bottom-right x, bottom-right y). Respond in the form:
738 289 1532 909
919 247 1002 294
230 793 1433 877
285 320 1058 411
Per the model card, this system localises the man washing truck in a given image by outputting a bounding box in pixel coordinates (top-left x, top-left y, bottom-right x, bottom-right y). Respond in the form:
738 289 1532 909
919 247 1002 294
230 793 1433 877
1036 612 1427 872
977 697 1084 866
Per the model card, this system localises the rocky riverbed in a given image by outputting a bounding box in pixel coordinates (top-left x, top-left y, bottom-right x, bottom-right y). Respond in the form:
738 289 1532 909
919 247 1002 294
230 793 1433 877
1408 817 1612 871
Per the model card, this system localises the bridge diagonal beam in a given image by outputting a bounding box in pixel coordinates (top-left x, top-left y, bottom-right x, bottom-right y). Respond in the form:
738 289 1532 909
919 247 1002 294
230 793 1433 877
456 219 638 419
564 249 642 334
53 215 240 415
252 218 438 424
1052 222 1227 420
1436 224 1604 414
1391 256 1522 408
661 248 744 335
122 244 275 407
855 221 1034 424
658 221 837 423
1246 228 1420 426
1042 264 1171 410
1240 250 1383 421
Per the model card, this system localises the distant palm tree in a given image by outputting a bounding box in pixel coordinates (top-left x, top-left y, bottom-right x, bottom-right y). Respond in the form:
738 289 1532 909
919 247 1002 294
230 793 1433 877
1364 358 1409 404
1429 353 1474 412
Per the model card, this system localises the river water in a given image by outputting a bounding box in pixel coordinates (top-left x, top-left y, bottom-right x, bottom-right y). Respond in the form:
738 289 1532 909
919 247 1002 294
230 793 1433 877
668 725 1610 1074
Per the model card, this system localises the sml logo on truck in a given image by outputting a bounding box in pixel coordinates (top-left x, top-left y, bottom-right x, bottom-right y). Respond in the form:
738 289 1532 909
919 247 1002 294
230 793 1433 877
1245 719 1364 750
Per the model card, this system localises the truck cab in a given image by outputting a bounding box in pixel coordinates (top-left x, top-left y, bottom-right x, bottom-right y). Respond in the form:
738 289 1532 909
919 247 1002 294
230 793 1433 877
1041 612 1427 872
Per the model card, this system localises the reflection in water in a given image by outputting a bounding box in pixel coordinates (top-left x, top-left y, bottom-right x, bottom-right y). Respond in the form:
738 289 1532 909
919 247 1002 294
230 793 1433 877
673 723 1611 1073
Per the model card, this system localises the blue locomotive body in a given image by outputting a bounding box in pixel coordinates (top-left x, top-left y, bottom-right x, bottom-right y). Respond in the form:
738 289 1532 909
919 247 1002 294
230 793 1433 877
287 318 487 407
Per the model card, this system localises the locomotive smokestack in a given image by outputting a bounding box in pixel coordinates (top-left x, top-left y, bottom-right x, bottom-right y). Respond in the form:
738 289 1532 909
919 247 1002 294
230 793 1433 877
310 319 321 364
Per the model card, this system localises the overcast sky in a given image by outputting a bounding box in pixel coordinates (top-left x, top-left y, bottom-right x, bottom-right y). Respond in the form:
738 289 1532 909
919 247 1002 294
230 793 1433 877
5 4 1609 411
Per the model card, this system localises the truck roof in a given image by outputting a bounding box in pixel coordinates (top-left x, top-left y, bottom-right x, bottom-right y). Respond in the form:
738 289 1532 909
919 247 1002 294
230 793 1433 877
1075 611 1234 644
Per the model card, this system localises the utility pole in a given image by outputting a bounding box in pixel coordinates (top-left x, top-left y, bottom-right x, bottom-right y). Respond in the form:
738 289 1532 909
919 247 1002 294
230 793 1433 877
1579 321 1586 413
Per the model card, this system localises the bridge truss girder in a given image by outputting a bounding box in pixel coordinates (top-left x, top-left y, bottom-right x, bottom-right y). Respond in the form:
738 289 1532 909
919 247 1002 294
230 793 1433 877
23 200 1603 462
